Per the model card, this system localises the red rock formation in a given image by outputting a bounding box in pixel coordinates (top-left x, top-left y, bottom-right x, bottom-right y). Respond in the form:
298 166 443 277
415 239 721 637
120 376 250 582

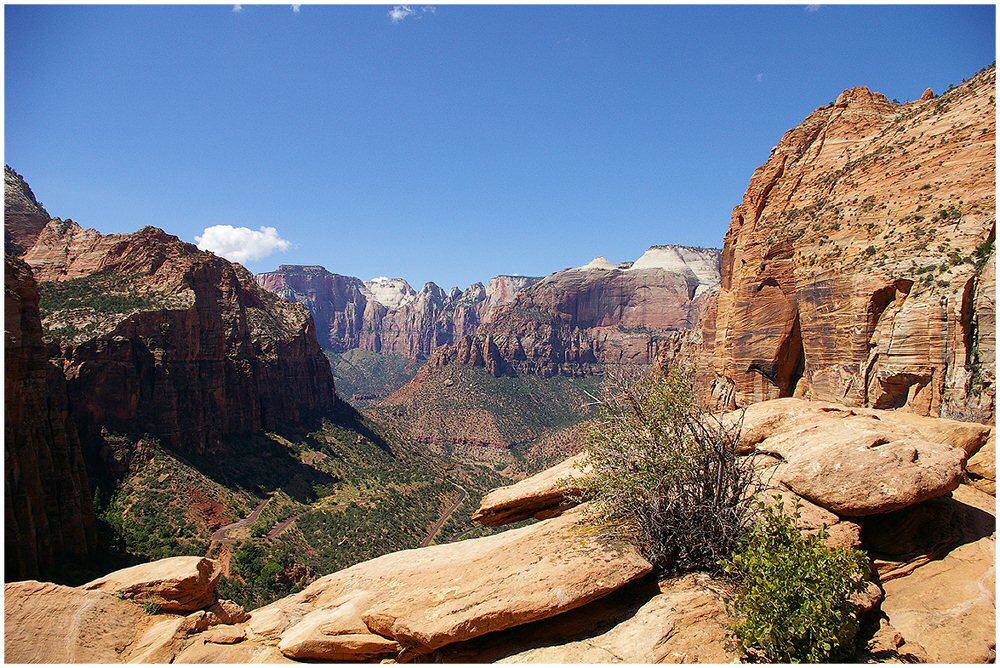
4 253 97 580
4 166 51 255
21 219 337 458
706 66 995 420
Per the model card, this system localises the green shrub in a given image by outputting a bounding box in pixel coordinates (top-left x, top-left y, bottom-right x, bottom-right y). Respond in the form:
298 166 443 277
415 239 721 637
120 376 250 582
576 367 760 574
721 500 869 663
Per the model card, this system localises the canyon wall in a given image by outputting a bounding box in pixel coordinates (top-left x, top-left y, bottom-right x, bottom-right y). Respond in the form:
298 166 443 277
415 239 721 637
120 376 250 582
701 66 995 420
258 246 721 378
5 253 97 580
21 222 338 459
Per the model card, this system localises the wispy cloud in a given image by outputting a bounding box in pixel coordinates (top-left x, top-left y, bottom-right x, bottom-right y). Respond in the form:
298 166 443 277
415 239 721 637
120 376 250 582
291 4 301 12
232 4 243 12
805 5 821 13
195 225 292 265
755 73 764 83
388 5 435 23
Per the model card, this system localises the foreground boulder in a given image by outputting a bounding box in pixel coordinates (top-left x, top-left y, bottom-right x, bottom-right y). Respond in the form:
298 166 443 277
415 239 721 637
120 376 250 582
737 398 980 516
250 504 652 659
82 555 222 613
473 452 589 526
967 430 996 495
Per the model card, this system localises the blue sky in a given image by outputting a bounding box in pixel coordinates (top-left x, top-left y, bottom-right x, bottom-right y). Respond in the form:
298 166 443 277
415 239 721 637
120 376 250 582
5 4 995 290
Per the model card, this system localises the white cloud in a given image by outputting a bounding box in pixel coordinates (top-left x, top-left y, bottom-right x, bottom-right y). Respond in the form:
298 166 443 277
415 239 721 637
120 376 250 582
805 4 821 12
291 4 300 12
388 5 435 23
195 225 292 264
232 4 242 12
755 72 764 83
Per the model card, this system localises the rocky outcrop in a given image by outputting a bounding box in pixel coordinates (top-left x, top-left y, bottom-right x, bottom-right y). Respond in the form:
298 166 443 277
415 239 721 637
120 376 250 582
19 218 336 458
251 504 652 658
4 165 50 255
4 253 97 581
473 452 589 526
706 66 996 420
82 556 222 613
736 398 987 515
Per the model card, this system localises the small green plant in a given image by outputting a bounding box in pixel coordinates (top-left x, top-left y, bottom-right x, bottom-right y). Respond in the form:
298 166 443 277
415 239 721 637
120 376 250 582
722 501 869 663
141 601 163 615
974 237 995 272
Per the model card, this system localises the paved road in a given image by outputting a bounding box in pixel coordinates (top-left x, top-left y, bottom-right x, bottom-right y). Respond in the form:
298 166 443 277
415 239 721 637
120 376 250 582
210 493 274 543
266 511 305 539
421 483 467 547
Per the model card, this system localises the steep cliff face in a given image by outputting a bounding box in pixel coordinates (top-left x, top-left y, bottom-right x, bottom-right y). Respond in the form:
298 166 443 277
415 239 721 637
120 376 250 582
255 265 538 359
708 66 995 420
5 253 97 580
4 166 51 255
259 246 720 378
21 219 337 459
470 246 721 376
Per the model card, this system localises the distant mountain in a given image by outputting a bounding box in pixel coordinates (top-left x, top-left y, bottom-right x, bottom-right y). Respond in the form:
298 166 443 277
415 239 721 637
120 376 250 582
256 245 721 385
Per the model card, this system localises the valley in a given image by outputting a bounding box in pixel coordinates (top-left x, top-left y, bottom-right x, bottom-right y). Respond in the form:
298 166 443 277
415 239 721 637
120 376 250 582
3 21 996 663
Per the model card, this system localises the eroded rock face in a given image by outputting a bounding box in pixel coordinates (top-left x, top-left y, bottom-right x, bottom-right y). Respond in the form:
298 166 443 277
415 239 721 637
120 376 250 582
4 165 50 255
82 556 222 613
4 253 97 580
708 67 995 421
251 504 652 657
19 218 336 458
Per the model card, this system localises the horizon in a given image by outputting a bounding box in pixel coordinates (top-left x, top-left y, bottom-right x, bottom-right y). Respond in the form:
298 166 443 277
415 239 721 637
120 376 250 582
5 4 996 289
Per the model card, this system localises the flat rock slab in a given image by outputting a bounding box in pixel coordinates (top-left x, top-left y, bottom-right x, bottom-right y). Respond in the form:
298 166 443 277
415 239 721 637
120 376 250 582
881 537 995 662
733 399 970 516
82 555 221 613
253 504 653 656
5 581 150 663
496 573 738 664
473 452 589 526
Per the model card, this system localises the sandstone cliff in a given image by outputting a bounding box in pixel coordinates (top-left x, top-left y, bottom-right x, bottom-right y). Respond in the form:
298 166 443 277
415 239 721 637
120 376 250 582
701 66 995 420
4 166 50 255
255 265 535 358
4 253 97 580
19 220 337 459
258 246 720 379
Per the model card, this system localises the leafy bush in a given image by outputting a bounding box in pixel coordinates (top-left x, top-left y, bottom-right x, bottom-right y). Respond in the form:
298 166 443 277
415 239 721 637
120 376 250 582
721 500 869 663
576 367 761 574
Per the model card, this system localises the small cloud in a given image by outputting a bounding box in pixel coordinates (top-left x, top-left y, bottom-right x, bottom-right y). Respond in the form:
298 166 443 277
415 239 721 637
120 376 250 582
232 4 243 12
291 3 300 11
755 73 764 83
388 5 435 23
388 5 415 22
805 4 821 12
195 225 292 264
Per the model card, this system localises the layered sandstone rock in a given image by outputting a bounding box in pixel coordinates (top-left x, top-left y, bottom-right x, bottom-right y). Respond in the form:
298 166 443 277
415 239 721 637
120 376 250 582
473 452 589 525
706 66 995 421
4 165 50 255
249 504 652 658
255 264 519 358
19 218 336 457
736 398 985 515
82 556 222 613
4 253 97 580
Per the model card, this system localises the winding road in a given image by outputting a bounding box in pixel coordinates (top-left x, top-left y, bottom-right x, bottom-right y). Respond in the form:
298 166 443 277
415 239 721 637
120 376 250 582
421 483 467 547
210 493 274 543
